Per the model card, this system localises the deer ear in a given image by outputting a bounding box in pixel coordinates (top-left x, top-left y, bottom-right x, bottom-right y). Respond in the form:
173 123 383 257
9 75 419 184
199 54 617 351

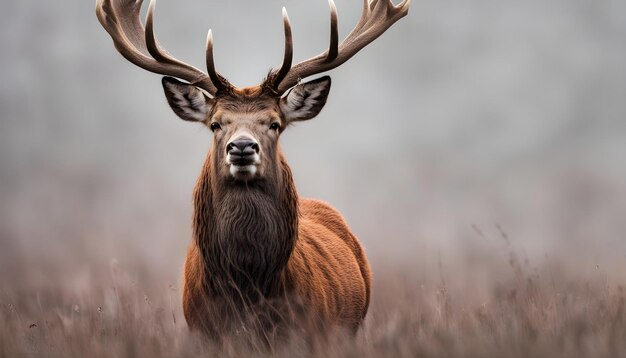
162 77 214 122
280 76 331 122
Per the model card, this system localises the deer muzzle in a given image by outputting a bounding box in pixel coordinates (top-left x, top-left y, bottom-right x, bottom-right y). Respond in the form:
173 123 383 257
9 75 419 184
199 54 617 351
226 136 260 179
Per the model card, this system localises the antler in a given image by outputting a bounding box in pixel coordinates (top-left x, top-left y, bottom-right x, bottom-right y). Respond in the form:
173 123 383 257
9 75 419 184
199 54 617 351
273 0 410 94
96 0 228 95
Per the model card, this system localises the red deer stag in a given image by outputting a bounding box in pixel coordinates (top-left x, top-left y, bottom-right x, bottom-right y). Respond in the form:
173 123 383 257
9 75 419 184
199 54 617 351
96 0 410 338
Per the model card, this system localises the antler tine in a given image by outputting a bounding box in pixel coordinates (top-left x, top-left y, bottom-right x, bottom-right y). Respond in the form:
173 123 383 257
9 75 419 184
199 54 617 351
205 30 228 92
344 0 406 47
96 0 223 95
145 0 186 64
396 0 412 12
273 0 410 94
353 0 372 35
144 0 163 60
271 7 294 88
327 0 339 61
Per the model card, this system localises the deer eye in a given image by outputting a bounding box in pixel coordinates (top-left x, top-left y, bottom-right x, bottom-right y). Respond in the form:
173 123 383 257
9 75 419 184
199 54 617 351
269 122 280 131
209 122 221 132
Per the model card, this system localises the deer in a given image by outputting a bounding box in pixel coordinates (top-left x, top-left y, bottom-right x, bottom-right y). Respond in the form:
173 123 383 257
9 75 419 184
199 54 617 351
96 0 410 340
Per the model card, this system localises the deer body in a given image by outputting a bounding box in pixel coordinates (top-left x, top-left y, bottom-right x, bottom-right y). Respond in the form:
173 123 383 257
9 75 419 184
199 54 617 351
184 149 371 333
97 0 409 337
176 90 371 334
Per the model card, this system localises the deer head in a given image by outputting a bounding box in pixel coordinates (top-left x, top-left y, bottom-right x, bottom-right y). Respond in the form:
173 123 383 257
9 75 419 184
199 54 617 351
96 0 410 183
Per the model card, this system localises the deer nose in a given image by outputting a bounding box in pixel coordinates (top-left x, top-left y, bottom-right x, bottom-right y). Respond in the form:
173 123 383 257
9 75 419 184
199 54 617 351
227 139 259 156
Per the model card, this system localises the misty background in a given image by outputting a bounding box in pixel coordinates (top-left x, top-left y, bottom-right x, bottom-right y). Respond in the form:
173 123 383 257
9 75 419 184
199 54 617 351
1 0 625 289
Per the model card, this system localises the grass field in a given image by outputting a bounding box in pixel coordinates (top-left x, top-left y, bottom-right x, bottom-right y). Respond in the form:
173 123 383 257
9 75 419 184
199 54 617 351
2 240 625 358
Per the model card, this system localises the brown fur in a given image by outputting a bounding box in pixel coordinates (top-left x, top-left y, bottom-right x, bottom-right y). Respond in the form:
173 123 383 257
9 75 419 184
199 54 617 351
181 89 371 338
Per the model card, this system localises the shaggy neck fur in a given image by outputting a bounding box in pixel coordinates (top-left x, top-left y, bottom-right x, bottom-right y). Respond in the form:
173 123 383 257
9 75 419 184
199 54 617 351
192 150 299 305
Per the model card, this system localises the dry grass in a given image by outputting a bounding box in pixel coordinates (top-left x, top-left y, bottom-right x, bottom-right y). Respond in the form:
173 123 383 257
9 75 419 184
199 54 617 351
2 247 626 358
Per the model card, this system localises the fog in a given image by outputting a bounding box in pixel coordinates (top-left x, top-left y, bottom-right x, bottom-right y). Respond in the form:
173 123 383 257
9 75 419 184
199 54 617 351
1 0 625 284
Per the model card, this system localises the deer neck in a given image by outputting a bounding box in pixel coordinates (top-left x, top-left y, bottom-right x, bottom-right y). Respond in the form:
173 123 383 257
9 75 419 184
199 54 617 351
192 151 299 301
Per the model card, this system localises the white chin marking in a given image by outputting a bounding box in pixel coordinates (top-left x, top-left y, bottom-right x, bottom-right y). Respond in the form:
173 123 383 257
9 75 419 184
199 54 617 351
230 165 257 177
